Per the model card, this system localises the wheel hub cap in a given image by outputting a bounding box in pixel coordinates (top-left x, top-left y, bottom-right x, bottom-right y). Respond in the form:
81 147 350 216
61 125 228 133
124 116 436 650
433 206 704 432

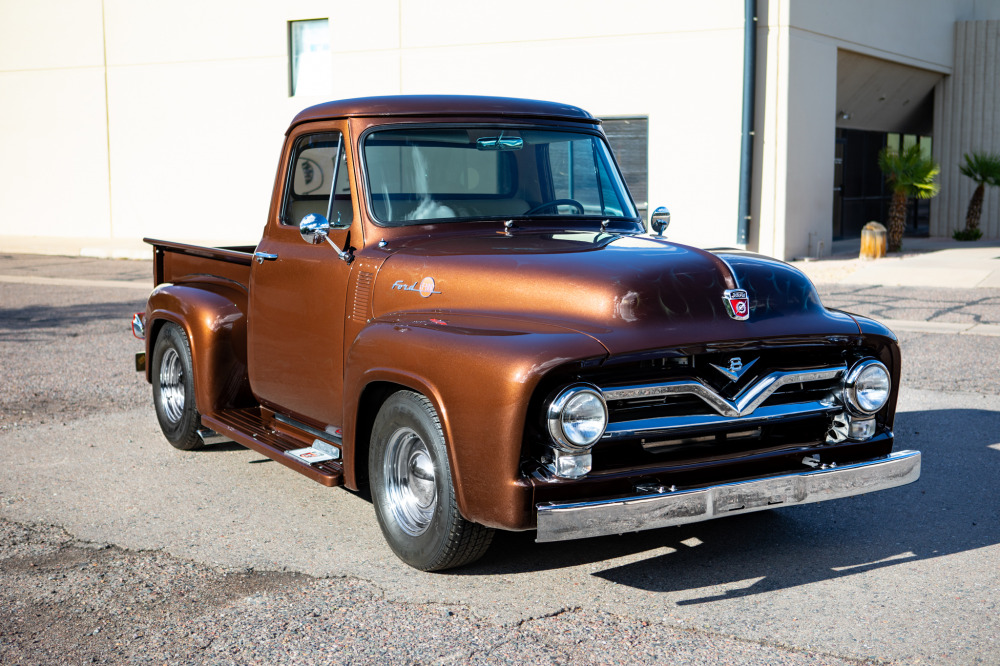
384 427 437 536
158 348 185 424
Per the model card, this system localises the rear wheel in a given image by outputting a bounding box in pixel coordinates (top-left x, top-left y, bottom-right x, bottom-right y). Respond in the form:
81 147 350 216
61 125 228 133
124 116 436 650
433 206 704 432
151 323 203 450
369 391 493 571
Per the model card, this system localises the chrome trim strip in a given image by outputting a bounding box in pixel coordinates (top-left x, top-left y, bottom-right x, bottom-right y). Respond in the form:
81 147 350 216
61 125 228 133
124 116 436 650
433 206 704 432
535 450 921 542
713 253 742 291
602 365 845 418
601 400 840 440
274 413 343 445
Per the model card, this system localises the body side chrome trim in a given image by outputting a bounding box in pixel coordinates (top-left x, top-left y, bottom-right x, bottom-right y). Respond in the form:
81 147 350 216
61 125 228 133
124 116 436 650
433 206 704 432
601 400 841 440
535 450 921 542
601 365 845 418
274 413 344 445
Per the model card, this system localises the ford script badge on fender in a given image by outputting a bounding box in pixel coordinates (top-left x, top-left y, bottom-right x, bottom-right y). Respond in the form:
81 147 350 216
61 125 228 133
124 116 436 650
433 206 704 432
392 277 442 298
722 289 750 321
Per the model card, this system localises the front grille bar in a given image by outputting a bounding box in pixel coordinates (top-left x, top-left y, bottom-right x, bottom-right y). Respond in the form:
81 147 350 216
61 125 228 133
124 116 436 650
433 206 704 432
601 400 841 440
601 365 846 418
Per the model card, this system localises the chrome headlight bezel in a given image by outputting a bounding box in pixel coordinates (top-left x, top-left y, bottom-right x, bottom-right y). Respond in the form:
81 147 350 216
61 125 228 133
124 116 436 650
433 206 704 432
843 359 891 416
546 384 608 452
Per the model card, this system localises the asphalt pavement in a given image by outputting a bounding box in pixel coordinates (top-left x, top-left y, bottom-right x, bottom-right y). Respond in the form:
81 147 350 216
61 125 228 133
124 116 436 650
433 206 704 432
1 242 999 665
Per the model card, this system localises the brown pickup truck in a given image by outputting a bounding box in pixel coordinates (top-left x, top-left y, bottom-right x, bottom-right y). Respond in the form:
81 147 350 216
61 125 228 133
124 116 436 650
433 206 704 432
132 95 920 571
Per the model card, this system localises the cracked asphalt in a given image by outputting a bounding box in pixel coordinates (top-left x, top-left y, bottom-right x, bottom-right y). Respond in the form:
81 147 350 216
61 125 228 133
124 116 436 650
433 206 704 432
1 253 999 665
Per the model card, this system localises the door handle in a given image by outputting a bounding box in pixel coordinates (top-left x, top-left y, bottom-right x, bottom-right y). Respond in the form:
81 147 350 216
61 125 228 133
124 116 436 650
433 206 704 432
253 251 278 264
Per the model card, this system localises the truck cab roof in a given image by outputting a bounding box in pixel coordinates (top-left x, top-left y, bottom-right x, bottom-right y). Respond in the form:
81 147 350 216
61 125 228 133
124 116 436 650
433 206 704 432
288 95 599 131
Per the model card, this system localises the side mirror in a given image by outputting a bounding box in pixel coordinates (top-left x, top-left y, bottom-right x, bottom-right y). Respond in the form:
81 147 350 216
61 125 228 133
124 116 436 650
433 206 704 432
299 213 330 245
650 207 671 236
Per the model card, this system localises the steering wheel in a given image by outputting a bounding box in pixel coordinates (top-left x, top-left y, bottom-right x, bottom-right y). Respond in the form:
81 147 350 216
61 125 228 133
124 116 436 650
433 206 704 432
524 199 585 215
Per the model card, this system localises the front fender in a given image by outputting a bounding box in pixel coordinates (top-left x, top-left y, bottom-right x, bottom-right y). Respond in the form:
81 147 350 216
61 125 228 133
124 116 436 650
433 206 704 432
343 313 608 530
145 280 252 417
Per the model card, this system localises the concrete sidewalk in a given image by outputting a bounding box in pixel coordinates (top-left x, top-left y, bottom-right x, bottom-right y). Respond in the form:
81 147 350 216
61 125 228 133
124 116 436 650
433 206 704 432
3 233 1000 289
792 237 1000 338
2 237 999 340
790 236 1000 288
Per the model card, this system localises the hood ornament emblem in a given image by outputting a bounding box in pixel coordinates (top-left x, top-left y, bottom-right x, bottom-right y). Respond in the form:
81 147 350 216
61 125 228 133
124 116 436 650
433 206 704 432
710 356 758 382
722 289 750 321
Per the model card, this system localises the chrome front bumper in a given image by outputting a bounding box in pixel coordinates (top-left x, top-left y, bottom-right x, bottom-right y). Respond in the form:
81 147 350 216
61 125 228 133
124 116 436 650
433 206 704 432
535 450 921 543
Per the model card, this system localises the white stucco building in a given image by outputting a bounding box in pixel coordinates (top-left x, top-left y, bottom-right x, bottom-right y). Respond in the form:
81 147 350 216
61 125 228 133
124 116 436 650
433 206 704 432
2 0 999 260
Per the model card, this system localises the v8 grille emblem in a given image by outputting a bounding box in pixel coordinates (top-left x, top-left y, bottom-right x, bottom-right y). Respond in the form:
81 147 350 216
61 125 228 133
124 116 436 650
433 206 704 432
709 356 758 382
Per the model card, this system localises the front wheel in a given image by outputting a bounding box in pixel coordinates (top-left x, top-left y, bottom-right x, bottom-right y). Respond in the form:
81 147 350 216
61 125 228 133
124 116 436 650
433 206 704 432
369 391 493 571
151 322 203 450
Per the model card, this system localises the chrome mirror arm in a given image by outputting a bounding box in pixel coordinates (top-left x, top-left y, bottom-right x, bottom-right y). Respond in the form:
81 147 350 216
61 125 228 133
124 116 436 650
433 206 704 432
324 232 354 264
299 213 353 264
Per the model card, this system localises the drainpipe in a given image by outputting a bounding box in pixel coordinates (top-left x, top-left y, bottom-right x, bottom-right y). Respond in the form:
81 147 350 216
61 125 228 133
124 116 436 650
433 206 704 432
736 0 757 245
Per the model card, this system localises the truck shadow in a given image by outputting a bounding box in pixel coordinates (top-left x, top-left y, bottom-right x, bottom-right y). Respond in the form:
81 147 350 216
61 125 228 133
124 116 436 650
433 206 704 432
0 301 144 342
460 407 999 603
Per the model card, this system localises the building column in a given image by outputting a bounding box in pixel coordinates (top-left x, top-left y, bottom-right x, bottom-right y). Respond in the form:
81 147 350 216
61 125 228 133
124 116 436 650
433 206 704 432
933 20 1000 238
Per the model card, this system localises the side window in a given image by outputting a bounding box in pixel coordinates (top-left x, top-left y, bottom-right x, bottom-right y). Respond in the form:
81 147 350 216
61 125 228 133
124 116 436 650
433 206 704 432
549 137 627 216
601 117 648 221
282 132 353 227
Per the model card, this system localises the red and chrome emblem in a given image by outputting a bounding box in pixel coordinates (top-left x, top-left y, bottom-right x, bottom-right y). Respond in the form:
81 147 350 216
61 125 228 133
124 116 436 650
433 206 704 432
722 289 750 321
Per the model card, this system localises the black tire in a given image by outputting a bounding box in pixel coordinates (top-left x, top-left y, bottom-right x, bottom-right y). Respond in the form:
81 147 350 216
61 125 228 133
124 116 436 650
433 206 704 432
151 322 203 451
369 391 493 571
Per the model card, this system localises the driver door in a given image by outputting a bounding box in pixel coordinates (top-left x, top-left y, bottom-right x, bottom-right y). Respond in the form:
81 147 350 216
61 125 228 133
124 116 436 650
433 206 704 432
247 125 357 427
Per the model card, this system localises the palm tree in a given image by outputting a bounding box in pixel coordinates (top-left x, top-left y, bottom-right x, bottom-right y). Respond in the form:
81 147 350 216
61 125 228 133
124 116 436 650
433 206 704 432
878 145 940 252
959 152 1000 238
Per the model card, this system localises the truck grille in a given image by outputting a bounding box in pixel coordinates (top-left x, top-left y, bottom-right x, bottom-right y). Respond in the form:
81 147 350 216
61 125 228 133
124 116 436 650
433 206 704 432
551 343 857 474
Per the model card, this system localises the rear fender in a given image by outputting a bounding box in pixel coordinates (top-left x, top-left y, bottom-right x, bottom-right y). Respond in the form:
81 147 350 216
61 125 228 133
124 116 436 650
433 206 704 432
145 281 252 417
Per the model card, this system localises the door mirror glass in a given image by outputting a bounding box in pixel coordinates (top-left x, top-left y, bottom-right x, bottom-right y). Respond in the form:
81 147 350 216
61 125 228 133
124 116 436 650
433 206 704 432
650 206 671 236
299 213 330 245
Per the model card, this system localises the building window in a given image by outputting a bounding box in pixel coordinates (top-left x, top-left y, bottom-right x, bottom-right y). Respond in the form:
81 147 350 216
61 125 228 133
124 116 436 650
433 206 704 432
289 19 331 97
601 117 649 221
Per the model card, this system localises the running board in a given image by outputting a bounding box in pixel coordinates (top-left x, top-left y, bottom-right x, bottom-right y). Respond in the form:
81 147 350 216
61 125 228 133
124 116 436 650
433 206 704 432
201 408 343 487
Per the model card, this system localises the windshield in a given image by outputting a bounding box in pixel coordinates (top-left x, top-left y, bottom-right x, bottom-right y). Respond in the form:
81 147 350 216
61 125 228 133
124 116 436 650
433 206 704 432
363 127 638 226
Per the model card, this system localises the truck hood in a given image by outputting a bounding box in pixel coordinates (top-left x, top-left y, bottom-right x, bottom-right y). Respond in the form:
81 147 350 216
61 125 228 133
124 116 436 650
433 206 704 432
371 231 860 355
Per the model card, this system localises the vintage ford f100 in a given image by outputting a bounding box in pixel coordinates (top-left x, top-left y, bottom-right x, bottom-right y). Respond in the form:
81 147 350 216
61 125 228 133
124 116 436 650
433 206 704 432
132 95 920 570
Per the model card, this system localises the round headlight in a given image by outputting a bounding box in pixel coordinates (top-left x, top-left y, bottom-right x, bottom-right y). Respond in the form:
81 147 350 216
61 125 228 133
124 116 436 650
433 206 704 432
844 360 890 415
547 385 608 451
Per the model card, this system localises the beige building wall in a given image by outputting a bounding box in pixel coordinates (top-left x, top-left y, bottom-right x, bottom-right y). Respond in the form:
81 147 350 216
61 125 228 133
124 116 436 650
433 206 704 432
0 0 111 240
754 0 1000 259
1 0 749 252
2 0 1000 259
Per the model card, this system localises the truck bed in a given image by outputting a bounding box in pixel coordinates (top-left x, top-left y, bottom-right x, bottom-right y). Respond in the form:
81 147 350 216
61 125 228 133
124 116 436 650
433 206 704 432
144 238 254 288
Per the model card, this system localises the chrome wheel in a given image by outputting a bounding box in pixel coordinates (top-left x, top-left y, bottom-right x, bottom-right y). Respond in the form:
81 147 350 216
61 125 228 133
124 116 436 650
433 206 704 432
151 323 202 450
370 390 494 570
383 426 437 537
157 347 186 424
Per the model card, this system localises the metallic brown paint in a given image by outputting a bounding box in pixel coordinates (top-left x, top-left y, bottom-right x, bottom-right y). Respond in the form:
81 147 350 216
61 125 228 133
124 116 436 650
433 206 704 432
289 95 598 132
144 282 251 416
370 232 863 355
342 313 607 529
137 95 906 538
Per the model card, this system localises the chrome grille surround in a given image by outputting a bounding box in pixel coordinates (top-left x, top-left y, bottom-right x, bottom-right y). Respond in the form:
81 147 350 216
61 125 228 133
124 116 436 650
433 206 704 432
599 364 846 441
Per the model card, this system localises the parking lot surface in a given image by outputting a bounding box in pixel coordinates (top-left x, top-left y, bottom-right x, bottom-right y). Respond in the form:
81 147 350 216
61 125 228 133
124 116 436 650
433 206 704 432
1 252 998 664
